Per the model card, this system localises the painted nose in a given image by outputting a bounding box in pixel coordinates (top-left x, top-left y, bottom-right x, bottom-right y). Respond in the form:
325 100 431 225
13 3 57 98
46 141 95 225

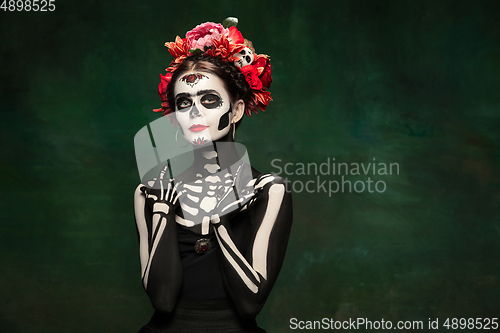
190 103 201 118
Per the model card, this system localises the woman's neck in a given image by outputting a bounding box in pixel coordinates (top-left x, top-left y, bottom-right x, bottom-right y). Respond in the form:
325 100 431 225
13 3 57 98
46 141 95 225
192 139 241 176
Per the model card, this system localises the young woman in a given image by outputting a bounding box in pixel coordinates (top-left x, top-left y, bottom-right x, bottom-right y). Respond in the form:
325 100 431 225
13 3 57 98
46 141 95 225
134 21 293 332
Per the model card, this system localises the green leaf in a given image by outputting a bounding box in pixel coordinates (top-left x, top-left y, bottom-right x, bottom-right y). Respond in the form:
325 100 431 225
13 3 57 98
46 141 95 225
222 17 238 28
189 49 203 55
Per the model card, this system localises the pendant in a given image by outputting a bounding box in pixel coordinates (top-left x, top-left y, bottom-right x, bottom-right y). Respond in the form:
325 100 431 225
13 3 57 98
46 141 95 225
194 238 212 254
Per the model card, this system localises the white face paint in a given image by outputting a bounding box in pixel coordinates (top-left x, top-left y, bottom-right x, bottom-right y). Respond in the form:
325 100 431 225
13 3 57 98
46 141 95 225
174 72 233 145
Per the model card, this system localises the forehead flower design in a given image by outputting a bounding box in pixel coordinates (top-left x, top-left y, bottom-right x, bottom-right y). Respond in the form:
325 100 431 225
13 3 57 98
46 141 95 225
153 18 272 118
180 73 208 87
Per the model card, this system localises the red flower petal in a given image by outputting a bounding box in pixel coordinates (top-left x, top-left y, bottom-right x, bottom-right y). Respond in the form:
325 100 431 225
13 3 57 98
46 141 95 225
228 26 244 44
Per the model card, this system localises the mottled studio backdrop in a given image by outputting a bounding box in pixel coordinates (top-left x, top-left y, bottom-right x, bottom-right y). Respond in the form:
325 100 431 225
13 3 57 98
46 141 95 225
1 0 499 332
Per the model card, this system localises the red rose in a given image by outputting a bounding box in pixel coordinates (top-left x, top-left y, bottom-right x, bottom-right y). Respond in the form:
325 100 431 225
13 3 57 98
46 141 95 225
240 65 263 90
153 72 174 116
158 72 172 101
260 60 272 89
254 57 272 89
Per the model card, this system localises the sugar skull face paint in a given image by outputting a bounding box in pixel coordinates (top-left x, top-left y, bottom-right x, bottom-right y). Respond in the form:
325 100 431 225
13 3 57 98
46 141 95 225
174 72 233 145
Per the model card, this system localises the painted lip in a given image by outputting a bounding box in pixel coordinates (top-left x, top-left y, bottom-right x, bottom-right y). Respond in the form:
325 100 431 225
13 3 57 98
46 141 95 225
189 124 209 132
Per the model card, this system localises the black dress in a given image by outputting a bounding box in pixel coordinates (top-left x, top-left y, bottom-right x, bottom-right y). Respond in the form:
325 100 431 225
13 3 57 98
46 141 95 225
139 218 266 333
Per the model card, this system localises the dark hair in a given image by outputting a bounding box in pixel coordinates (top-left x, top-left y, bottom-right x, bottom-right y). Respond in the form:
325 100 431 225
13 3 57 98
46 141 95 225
166 55 252 129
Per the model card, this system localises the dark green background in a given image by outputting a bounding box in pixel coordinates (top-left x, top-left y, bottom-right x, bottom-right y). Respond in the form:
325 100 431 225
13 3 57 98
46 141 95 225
1 0 499 332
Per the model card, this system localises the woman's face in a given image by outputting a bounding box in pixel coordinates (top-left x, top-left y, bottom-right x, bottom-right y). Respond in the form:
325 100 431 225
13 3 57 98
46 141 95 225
174 72 233 145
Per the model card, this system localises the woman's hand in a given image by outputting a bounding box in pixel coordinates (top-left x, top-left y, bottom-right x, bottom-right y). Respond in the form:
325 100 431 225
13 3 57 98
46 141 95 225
209 172 264 224
140 164 184 216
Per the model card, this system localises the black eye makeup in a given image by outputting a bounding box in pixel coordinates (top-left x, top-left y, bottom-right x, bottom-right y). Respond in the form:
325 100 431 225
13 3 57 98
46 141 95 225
200 93 222 109
176 97 192 111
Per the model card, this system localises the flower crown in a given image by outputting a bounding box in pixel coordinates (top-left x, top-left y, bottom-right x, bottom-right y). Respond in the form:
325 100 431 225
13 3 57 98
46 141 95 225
153 18 272 118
